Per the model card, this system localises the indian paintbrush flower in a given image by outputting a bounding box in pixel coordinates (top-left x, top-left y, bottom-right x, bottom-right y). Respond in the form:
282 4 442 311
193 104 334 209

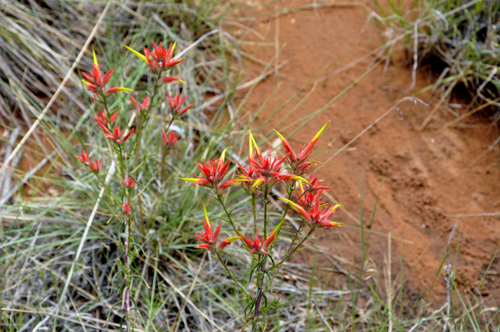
100 125 135 144
83 157 102 173
161 129 179 147
279 197 344 229
167 92 194 115
273 121 330 175
179 149 241 193
125 41 184 74
130 96 150 112
94 109 118 128
122 176 136 189
82 50 133 98
74 149 91 165
236 220 283 255
247 131 309 188
122 203 132 215
194 203 222 251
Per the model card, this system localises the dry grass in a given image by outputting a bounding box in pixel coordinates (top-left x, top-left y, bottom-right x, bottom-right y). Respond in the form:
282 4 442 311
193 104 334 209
0 0 498 331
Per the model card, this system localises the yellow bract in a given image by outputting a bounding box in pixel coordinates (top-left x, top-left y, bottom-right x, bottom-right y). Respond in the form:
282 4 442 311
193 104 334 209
178 177 198 183
124 45 148 63
115 87 134 93
224 236 241 243
312 120 331 142
273 129 286 142
202 202 211 228
220 147 229 163
329 204 345 213
92 49 98 66
248 130 260 155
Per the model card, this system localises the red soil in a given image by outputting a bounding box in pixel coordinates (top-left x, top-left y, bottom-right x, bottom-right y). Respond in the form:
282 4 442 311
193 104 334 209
237 0 500 303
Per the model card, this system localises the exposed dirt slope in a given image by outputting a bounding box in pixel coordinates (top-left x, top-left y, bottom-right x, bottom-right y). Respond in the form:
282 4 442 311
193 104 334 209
238 0 500 302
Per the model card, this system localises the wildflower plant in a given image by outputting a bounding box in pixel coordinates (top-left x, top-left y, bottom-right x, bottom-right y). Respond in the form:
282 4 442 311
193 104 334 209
74 41 192 331
180 122 345 330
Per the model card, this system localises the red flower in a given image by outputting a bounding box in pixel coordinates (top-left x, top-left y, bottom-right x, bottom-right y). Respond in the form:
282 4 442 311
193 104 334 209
94 109 118 128
304 172 331 193
126 41 185 74
161 129 179 147
179 149 237 193
130 96 150 112
122 203 132 215
81 64 113 93
83 157 102 173
101 125 135 144
295 173 332 209
279 197 344 229
167 93 194 115
274 121 330 175
122 176 136 189
248 142 290 187
237 221 282 255
74 149 91 165
194 203 222 251
82 50 133 97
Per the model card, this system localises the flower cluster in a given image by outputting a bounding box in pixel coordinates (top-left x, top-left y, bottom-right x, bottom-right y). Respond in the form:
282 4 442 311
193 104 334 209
74 40 195 332
194 203 240 251
182 121 344 257
180 121 345 329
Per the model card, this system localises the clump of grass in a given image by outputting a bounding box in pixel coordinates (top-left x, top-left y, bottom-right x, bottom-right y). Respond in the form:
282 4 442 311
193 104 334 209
373 0 500 127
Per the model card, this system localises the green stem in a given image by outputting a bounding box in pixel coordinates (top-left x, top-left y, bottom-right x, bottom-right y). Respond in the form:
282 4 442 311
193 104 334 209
215 251 249 297
216 195 239 235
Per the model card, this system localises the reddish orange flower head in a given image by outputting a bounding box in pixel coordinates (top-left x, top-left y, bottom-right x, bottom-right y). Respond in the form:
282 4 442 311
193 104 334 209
161 129 179 147
194 203 222 251
74 149 91 165
122 203 132 215
141 41 185 73
122 176 136 189
130 96 150 112
280 197 344 229
168 92 194 115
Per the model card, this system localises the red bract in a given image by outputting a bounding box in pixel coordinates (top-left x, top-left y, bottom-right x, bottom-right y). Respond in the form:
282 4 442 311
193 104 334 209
130 96 150 112
158 76 185 86
122 176 136 189
194 203 222 251
167 93 194 115
304 172 331 193
83 158 102 173
274 121 330 175
82 50 133 97
74 149 91 165
237 227 279 255
101 126 135 144
279 197 344 229
217 236 241 249
179 149 237 193
194 159 229 188
236 161 263 196
161 129 179 147
126 41 185 73
248 144 288 186
94 109 118 128
82 64 112 93
297 191 327 213
122 203 132 215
